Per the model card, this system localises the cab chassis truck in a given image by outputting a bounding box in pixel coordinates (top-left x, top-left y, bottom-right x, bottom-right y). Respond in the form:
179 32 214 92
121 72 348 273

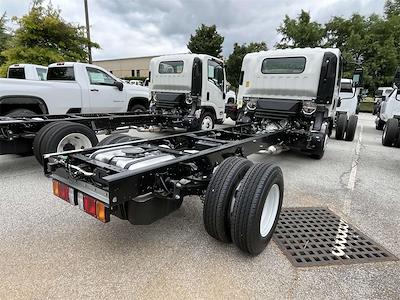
43 124 288 255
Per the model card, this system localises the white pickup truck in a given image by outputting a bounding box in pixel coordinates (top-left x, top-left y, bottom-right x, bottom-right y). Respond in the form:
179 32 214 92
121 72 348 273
7 64 48 81
0 62 149 116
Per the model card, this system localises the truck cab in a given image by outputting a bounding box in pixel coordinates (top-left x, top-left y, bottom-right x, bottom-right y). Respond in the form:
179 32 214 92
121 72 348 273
236 48 350 157
149 54 226 130
0 62 149 116
7 64 48 81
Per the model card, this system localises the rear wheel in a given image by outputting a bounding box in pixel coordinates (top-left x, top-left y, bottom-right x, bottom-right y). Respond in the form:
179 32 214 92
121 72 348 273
335 113 347 140
382 118 399 147
38 122 98 165
203 157 253 243
230 162 283 255
345 115 358 141
33 121 71 164
6 109 36 117
129 104 147 113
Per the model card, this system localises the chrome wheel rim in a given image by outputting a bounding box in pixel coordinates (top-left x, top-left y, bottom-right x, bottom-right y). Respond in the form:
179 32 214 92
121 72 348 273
201 116 213 130
260 184 280 237
57 133 92 152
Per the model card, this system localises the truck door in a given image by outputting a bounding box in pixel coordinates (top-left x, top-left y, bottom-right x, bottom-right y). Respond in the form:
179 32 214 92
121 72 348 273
86 67 125 113
205 59 225 120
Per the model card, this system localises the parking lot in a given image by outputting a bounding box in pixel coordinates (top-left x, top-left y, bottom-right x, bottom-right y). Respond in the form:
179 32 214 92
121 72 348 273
0 112 399 299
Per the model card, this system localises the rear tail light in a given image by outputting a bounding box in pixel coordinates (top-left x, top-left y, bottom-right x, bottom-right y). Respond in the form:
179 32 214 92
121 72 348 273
78 192 110 223
53 180 110 223
53 180 76 205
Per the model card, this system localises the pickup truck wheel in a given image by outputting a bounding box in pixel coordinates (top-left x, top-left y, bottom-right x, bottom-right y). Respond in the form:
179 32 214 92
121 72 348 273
230 162 283 256
130 104 147 113
382 118 399 147
39 122 98 164
6 109 36 117
203 156 253 243
376 118 385 130
335 113 347 140
33 121 71 164
98 133 140 146
345 115 358 141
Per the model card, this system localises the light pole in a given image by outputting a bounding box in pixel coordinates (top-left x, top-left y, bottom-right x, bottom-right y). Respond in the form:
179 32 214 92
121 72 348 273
84 0 92 63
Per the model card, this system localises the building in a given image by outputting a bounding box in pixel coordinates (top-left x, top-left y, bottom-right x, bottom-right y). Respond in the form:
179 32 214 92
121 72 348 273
93 55 158 79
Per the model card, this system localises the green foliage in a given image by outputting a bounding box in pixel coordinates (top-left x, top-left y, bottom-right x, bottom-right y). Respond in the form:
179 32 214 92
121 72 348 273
1 0 99 69
385 0 400 17
0 13 11 71
187 24 224 58
276 10 325 49
326 13 400 93
226 42 267 88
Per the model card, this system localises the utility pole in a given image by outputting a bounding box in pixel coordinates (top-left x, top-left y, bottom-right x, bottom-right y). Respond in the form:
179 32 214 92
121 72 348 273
84 0 92 63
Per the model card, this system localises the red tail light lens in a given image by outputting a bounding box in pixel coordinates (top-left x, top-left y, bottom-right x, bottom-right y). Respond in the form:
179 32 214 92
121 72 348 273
53 180 69 202
83 195 97 217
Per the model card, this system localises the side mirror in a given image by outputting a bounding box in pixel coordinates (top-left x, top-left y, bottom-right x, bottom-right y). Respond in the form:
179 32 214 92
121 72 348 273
352 68 363 88
381 95 386 102
115 81 124 91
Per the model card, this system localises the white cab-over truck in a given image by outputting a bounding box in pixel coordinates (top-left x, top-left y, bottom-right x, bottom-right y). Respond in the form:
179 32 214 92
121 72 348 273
149 54 226 130
0 62 149 116
236 48 361 158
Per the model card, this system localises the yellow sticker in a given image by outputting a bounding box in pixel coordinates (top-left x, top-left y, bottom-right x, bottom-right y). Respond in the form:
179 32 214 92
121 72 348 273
245 81 250 88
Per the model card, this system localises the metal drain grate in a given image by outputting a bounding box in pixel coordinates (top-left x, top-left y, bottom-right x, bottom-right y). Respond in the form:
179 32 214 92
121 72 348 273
273 207 397 267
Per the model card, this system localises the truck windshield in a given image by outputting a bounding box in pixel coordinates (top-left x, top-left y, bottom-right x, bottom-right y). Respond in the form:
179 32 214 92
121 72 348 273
8 68 26 79
47 67 75 81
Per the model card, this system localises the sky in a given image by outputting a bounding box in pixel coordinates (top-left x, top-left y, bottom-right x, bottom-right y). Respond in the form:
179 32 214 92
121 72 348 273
1 0 385 60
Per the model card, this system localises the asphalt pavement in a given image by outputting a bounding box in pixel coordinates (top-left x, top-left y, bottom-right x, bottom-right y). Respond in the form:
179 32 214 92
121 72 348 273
0 113 399 299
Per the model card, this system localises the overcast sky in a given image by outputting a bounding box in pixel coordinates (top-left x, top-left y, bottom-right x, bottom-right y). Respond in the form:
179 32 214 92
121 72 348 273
1 0 384 60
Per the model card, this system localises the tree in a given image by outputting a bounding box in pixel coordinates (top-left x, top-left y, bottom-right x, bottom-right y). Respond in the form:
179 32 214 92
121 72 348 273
326 13 400 92
187 24 224 58
1 0 99 67
276 10 325 49
226 42 267 88
0 13 10 67
385 0 400 17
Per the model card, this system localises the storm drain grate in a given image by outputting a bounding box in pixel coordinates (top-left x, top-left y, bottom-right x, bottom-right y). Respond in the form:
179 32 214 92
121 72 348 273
273 207 397 267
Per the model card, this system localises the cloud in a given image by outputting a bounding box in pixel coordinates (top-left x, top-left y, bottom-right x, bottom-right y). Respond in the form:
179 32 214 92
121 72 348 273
1 0 384 60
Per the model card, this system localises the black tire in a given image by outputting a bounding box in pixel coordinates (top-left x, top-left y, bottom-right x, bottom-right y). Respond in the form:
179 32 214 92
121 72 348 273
376 118 385 130
191 111 215 131
382 118 399 147
97 133 140 146
39 122 98 165
33 121 71 164
310 133 327 159
345 115 358 141
129 104 147 113
335 113 347 140
6 109 36 117
203 157 253 243
230 163 284 256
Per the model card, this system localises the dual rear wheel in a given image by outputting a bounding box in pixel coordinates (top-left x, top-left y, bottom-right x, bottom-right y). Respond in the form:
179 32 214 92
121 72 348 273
33 121 98 165
335 114 358 141
203 156 283 255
